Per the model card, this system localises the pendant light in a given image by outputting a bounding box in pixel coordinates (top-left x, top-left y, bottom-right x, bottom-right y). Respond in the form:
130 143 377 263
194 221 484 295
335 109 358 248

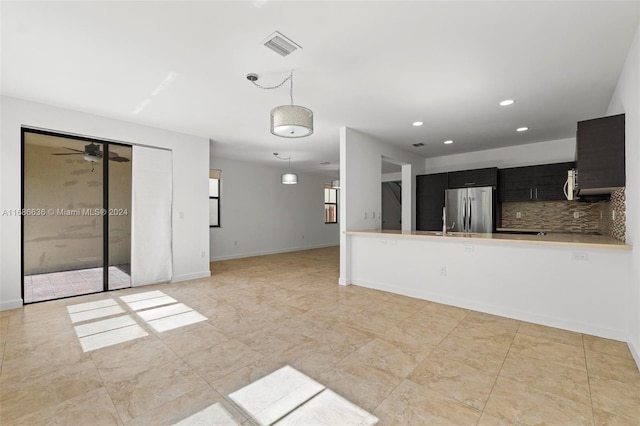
248 70 313 138
274 153 298 184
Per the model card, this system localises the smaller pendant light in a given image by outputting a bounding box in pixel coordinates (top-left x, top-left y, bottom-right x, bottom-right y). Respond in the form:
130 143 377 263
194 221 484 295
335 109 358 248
274 153 298 185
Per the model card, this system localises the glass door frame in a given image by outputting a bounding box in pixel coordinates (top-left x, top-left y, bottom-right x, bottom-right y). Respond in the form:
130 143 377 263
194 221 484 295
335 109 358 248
21 127 130 304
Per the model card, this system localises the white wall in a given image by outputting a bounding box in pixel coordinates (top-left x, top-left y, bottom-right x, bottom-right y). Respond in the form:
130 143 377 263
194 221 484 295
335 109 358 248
0 96 211 310
349 233 631 341
339 127 426 285
208 155 339 261
607 25 640 367
425 137 576 173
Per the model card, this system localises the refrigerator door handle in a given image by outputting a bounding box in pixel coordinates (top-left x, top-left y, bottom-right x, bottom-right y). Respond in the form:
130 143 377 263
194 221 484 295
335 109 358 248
463 197 468 232
468 200 472 232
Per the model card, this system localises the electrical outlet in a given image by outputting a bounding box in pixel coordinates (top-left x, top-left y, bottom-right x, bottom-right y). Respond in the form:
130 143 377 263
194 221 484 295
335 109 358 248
200 250 206 258
573 211 580 219
440 266 447 277
572 252 588 262
516 212 522 219
364 212 367 219
234 240 238 246
301 235 305 240
464 244 474 252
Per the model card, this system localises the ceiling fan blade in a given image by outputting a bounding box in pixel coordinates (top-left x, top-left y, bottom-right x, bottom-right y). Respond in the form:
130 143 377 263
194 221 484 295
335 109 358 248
108 151 130 162
62 147 85 153
110 156 130 162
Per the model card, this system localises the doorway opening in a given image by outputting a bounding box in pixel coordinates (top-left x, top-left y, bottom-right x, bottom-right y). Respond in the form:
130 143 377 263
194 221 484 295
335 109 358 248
21 128 132 303
381 181 402 230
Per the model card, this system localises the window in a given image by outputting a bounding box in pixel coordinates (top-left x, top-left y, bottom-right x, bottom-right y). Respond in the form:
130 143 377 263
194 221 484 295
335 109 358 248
324 186 338 224
209 170 221 227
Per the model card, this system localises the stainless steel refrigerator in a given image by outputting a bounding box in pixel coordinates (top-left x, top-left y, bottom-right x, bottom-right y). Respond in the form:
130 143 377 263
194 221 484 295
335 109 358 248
445 186 494 233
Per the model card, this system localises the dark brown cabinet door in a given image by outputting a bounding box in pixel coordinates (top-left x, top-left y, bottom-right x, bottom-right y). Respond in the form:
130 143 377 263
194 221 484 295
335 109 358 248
416 173 448 231
499 162 574 202
447 167 498 188
501 166 536 202
534 162 575 201
576 114 625 193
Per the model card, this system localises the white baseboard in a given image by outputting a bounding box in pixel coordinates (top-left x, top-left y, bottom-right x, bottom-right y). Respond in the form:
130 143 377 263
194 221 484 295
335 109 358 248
172 270 211 283
210 244 339 262
338 277 350 286
0 298 23 311
353 278 628 342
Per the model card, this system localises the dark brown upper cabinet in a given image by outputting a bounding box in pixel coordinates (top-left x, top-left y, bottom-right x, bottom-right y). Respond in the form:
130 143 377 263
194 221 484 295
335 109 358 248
447 167 498 188
576 114 625 196
499 162 575 202
416 173 448 231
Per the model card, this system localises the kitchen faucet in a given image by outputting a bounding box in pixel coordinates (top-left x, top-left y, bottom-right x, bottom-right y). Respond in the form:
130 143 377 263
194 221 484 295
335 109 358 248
442 207 455 235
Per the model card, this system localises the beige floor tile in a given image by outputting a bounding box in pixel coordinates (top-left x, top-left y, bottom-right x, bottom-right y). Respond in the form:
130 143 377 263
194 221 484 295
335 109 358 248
3 387 121 426
477 412 513 425
342 308 406 334
268 338 361 379
373 379 481 425
459 311 520 332
510 332 587 372
430 335 509 374
586 349 640 385
341 337 425 379
448 322 516 347
237 323 315 356
158 321 229 358
484 376 593 425
499 351 591 405
402 310 463 335
183 338 265 383
126 385 246 425
584 335 635 360
408 354 497 410
422 301 469 321
379 322 443 359
517 321 584 347
592 408 640 426
319 361 402 413
0 360 104 423
91 335 180 383
589 376 640 423
105 359 208 422
1 335 90 380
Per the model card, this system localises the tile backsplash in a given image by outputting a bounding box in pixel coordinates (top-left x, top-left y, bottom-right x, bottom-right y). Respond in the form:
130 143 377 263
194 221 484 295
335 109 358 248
501 187 626 241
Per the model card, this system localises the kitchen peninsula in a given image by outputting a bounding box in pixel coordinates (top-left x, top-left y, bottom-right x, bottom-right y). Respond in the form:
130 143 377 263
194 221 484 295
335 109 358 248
344 228 632 344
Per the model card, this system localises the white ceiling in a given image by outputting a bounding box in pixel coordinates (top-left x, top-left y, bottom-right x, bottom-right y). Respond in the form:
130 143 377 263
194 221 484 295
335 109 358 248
2 1 639 176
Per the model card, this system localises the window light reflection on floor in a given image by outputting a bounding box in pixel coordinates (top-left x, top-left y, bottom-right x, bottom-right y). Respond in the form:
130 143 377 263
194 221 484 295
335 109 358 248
67 290 207 352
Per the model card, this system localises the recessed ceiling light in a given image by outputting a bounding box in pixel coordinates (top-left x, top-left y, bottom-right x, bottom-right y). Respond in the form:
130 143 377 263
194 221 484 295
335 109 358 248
444 140 453 145
516 127 529 132
412 121 424 127
499 99 515 106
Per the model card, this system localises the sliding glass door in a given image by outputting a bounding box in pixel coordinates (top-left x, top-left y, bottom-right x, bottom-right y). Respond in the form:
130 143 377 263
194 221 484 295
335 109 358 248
22 129 132 303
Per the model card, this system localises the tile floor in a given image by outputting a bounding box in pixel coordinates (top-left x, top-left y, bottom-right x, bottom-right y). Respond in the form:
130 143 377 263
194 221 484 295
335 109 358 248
1 246 639 425
24 265 132 303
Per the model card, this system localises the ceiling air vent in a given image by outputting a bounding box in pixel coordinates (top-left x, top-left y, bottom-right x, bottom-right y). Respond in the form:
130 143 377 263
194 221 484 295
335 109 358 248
262 31 302 57
412 142 425 147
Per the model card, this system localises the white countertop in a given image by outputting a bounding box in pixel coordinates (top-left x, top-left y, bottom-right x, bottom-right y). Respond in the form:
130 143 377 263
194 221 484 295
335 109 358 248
346 229 631 250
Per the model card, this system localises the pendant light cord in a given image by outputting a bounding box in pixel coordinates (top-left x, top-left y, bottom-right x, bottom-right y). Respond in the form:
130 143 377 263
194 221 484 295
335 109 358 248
250 70 295 105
